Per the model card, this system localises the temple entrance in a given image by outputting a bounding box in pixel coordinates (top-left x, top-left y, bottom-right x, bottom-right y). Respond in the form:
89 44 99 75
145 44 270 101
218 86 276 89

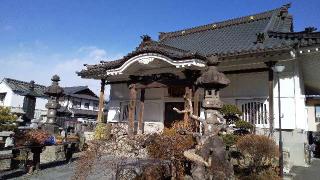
164 102 184 128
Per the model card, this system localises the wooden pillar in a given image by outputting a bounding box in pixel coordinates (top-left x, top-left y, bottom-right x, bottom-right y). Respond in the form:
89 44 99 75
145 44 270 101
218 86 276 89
184 87 192 128
265 61 276 137
193 88 200 132
97 79 106 123
128 84 137 136
138 89 145 134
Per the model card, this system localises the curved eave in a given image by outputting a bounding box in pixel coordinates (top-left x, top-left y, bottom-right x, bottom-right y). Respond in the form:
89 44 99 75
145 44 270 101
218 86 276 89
105 53 207 76
77 52 209 79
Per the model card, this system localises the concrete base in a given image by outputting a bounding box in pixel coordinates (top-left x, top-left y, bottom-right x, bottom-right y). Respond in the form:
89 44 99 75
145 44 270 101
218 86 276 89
256 128 308 170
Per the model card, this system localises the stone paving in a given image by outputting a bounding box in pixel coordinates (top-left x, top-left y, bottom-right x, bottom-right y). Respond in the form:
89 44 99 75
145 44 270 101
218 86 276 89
290 159 320 180
3 157 320 180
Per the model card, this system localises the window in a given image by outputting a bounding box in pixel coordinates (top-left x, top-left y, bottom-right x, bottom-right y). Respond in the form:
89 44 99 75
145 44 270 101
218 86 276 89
241 101 268 125
84 102 90 109
315 105 320 122
0 93 6 105
93 103 98 110
72 100 81 109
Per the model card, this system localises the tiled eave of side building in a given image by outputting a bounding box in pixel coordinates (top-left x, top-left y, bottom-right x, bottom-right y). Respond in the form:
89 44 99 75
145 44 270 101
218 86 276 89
77 4 320 80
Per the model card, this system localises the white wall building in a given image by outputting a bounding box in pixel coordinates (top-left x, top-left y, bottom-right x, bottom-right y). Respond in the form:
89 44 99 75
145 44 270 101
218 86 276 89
0 78 100 123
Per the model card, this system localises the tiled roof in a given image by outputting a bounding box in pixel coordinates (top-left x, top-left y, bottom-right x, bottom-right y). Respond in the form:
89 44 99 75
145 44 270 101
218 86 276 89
3 78 47 97
78 4 320 79
2 78 98 100
72 109 98 116
57 108 98 117
159 4 293 56
267 30 320 47
63 86 88 95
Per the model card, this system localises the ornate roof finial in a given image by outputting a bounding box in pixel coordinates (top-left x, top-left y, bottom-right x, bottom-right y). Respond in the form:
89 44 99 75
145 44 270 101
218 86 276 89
51 75 60 82
304 27 317 33
29 80 35 91
279 3 291 18
282 3 291 9
141 35 152 42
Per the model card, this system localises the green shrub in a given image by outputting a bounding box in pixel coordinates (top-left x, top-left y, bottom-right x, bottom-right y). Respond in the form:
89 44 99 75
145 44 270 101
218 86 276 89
0 106 17 123
220 104 242 124
0 124 17 131
235 120 254 130
221 133 238 147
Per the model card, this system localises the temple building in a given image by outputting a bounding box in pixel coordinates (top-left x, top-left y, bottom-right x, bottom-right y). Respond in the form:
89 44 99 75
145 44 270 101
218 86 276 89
78 4 320 168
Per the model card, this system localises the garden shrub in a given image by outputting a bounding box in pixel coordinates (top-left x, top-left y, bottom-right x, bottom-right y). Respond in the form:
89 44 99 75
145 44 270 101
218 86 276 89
235 120 254 130
220 104 242 124
236 134 279 176
0 106 17 123
221 133 238 147
94 123 112 140
25 129 50 145
146 126 196 179
0 106 18 132
240 168 280 180
234 120 254 135
0 124 17 131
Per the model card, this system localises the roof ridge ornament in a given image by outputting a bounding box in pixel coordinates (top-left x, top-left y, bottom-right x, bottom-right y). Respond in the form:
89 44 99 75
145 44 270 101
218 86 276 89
206 55 219 66
279 3 291 18
304 27 317 33
29 80 35 91
255 32 266 44
141 35 152 42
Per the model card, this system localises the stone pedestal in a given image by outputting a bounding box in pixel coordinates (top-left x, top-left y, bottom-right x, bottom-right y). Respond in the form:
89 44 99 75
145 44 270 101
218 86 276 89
40 145 65 164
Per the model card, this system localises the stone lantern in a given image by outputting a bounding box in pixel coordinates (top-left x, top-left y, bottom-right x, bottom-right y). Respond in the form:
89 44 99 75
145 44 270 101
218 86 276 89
196 66 230 135
44 75 64 133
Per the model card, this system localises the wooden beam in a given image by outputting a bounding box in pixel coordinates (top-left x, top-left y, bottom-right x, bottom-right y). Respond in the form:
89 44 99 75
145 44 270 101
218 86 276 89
128 84 137 136
97 79 106 123
138 89 145 134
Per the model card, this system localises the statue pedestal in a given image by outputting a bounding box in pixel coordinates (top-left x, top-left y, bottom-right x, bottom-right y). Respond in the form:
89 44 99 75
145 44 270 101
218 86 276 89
42 123 60 134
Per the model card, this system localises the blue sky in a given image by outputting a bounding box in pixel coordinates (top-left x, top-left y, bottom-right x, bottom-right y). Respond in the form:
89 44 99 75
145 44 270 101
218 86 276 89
0 0 319 94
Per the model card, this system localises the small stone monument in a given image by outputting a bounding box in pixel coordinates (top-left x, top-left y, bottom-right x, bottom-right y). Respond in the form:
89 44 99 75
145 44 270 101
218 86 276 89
22 80 37 125
43 75 64 134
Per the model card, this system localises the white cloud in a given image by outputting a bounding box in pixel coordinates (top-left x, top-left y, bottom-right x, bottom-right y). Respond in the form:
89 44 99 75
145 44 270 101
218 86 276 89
0 46 122 98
